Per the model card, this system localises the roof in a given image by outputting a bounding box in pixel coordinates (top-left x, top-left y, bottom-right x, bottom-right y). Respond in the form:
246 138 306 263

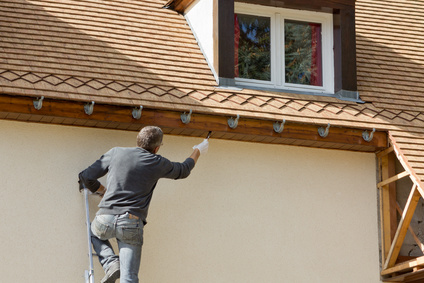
0 0 424 179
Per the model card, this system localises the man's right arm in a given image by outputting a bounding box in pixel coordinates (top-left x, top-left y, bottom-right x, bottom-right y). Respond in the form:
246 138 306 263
161 139 209 180
189 148 200 164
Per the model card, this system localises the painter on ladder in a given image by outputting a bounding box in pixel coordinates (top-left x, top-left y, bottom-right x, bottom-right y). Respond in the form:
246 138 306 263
78 126 209 283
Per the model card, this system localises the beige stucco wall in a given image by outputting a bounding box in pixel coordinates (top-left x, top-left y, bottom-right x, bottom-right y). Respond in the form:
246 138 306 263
0 120 381 282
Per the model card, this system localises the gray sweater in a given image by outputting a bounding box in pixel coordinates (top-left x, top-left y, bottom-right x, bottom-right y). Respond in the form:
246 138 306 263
79 147 195 224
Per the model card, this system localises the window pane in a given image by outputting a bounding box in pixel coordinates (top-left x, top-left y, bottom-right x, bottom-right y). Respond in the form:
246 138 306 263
285 20 322 86
235 14 271 81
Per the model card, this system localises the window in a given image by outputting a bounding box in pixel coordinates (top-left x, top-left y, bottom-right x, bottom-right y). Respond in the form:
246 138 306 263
234 3 334 94
234 14 271 81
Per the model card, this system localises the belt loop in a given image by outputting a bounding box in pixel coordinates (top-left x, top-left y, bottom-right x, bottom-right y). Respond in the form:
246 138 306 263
114 214 118 230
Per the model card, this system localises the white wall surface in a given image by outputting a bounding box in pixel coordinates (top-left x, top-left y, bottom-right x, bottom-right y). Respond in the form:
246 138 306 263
0 120 381 282
185 0 215 75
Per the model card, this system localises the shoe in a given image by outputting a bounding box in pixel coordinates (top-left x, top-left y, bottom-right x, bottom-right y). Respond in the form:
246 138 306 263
101 261 120 283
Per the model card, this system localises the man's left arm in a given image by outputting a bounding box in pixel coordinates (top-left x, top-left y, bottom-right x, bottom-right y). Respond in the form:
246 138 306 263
79 148 114 193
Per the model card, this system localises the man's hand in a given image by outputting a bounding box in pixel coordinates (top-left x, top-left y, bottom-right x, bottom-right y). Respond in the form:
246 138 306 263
190 139 209 164
94 185 106 197
193 139 209 155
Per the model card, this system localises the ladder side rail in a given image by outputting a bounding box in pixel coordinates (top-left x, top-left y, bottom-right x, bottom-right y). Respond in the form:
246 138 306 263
84 188 95 283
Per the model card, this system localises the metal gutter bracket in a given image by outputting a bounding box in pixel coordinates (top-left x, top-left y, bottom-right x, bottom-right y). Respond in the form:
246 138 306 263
273 120 285 134
318 123 330 138
33 96 44 110
363 128 376 142
132 105 143 120
228 114 240 129
181 109 192 124
84 101 95 115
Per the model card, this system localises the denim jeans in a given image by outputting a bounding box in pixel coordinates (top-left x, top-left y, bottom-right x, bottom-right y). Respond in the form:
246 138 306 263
91 213 144 283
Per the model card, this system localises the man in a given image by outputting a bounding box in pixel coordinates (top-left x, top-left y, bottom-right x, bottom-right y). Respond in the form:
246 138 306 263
79 126 209 283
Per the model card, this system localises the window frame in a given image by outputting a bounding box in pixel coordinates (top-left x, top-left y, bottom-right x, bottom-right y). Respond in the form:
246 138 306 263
234 3 334 94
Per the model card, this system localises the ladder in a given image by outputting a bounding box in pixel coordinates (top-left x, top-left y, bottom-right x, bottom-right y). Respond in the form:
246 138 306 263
83 188 95 283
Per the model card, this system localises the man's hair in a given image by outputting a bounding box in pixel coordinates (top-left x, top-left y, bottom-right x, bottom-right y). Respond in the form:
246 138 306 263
136 126 163 153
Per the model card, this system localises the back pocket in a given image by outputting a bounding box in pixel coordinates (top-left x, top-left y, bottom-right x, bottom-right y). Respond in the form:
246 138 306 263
91 217 111 240
120 227 143 246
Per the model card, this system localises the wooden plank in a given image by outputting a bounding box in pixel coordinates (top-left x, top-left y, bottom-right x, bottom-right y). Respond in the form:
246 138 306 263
377 146 395 158
381 154 398 263
339 6 357 92
378 171 410 188
396 202 424 253
382 255 424 276
413 266 423 272
389 179 398 247
380 183 388 264
215 0 235 79
383 268 424 282
384 185 421 269
388 151 405 244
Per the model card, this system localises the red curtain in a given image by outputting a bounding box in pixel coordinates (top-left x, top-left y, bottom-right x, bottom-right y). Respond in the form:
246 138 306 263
310 23 322 86
234 14 240 77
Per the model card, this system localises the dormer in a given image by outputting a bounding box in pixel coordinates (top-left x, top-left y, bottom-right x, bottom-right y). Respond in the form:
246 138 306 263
165 0 358 101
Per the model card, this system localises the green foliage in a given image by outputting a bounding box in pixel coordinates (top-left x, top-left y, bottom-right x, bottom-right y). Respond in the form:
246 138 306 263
236 14 271 81
284 20 321 86
284 21 313 85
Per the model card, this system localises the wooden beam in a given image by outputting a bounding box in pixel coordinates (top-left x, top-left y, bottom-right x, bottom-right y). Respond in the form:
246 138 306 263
377 146 395 159
338 6 357 92
389 134 424 200
378 171 410 188
387 153 399 242
396 202 424 253
382 255 424 276
380 153 398 263
380 187 388 264
383 268 424 282
333 6 358 93
214 0 235 80
0 94 387 150
384 185 421 269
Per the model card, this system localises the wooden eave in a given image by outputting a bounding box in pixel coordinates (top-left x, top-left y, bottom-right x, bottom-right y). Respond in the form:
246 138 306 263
0 93 386 152
164 0 197 14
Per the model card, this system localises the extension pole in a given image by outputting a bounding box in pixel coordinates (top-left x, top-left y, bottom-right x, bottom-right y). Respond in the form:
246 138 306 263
84 188 95 283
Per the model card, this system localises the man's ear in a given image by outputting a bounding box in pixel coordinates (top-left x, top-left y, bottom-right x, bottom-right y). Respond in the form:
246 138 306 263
153 146 160 154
